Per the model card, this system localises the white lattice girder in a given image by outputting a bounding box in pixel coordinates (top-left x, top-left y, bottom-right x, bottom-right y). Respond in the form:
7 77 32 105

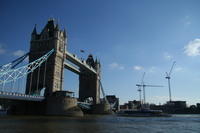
0 49 54 85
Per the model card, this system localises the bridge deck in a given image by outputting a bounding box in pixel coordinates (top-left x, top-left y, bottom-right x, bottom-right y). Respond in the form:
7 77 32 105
0 91 44 102
65 52 97 74
64 62 81 74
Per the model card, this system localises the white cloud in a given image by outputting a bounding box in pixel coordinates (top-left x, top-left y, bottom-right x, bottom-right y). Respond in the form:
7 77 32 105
13 50 25 57
164 52 173 60
0 44 6 54
184 38 200 56
133 65 143 71
109 62 124 70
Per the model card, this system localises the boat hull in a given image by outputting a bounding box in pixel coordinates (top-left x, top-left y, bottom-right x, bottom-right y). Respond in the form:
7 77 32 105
117 109 171 117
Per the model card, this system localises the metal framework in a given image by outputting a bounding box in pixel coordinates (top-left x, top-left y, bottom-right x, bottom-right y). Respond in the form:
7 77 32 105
165 61 176 102
0 53 29 75
136 72 163 105
0 49 54 85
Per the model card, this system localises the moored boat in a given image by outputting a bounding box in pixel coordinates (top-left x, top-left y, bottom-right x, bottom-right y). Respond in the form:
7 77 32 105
117 109 171 117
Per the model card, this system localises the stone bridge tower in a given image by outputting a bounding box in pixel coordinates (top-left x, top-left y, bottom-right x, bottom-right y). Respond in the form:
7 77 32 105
79 55 101 104
26 19 66 96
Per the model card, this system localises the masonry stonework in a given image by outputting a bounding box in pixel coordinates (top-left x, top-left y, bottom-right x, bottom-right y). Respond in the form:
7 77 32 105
26 19 66 96
79 55 101 104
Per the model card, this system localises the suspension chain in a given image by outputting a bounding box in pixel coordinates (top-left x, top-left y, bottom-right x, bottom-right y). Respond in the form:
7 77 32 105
36 66 41 95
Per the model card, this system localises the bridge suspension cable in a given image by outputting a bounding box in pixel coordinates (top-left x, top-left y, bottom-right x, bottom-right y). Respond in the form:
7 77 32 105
43 60 48 90
0 53 29 75
0 49 54 86
99 79 109 103
29 72 33 94
36 66 41 94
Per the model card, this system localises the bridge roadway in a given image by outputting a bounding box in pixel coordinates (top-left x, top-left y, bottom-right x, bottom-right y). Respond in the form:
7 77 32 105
0 91 44 101
65 51 97 75
0 91 92 108
0 51 97 103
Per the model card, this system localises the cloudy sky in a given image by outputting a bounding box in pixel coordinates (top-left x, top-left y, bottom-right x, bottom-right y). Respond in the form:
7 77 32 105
1 0 200 105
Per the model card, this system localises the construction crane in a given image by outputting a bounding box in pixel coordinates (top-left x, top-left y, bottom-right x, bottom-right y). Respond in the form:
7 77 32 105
165 61 176 102
137 88 142 104
136 72 145 104
136 72 163 105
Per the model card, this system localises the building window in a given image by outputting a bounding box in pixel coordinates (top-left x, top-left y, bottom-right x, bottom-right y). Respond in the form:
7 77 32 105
56 71 60 77
54 82 59 89
59 43 64 52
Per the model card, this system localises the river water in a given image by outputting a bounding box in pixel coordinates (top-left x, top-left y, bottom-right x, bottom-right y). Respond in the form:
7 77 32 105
0 114 200 133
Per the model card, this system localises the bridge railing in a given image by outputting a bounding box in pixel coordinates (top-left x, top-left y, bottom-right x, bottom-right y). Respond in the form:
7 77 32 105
65 51 97 74
0 91 44 101
0 91 43 98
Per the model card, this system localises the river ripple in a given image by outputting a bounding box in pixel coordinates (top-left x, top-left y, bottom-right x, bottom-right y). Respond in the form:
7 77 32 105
0 114 200 133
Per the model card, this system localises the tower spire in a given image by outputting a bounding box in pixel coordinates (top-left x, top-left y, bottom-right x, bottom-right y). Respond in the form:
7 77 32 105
63 28 67 38
95 57 98 63
32 24 37 35
55 23 59 31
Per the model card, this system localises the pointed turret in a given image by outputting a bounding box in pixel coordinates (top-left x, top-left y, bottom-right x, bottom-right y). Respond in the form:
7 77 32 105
86 54 95 68
47 18 55 30
28 19 67 96
95 58 98 64
63 28 67 38
32 24 37 35
55 23 59 31
31 24 37 40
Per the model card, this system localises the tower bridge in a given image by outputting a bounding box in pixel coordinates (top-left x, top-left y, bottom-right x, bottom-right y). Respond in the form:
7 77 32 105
0 19 111 116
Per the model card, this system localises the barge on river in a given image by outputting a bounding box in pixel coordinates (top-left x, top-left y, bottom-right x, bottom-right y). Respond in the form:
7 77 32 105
117 109 171 117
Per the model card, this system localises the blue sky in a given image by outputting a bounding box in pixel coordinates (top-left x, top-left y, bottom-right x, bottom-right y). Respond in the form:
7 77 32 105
1 0 200 105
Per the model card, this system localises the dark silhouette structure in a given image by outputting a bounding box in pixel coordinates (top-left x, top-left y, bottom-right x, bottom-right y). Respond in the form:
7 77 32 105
26 19 66 96
26 19 101 105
